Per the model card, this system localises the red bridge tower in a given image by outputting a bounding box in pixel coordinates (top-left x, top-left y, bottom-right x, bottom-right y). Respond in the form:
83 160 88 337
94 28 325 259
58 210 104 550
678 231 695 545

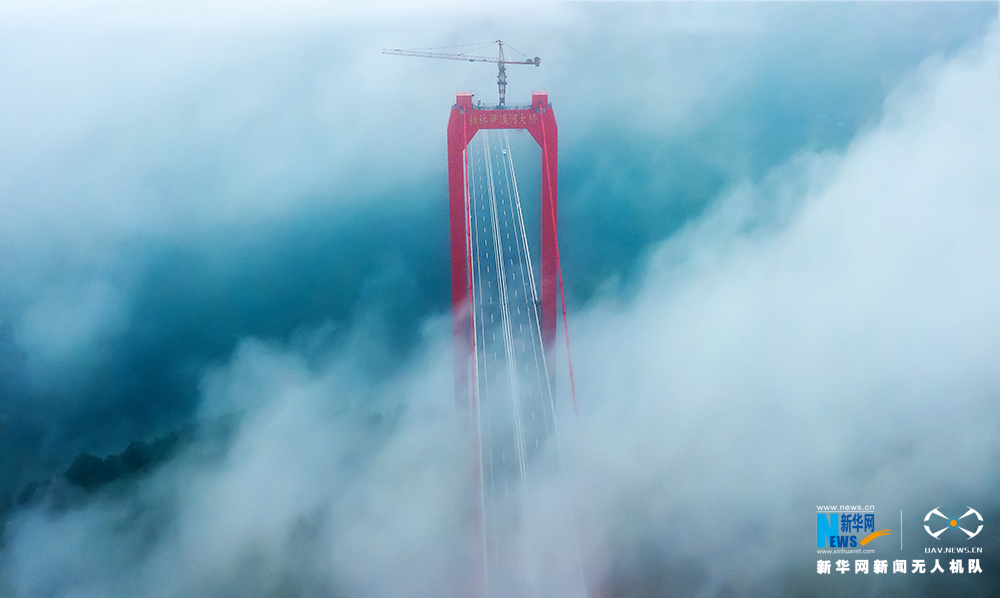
448 91 559 409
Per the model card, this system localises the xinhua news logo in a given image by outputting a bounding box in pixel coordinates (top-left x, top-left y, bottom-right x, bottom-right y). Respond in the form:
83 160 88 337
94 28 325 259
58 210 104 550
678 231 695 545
924 507 983 540
817 506 891 548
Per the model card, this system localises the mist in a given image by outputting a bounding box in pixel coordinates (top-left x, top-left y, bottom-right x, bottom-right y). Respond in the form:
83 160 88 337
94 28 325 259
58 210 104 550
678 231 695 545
2 2 999 596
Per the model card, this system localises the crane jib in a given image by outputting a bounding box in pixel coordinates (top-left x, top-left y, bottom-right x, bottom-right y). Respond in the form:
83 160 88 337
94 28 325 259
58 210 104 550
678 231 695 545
381 40 541 107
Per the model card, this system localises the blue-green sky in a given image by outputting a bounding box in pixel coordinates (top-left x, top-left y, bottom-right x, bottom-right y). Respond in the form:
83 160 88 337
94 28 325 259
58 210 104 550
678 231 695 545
1 2 999 596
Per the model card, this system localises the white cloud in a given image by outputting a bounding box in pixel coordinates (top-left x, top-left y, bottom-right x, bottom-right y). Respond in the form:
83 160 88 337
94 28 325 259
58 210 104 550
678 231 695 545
563 20 1000 586
0 0 566 33
2 15 999 598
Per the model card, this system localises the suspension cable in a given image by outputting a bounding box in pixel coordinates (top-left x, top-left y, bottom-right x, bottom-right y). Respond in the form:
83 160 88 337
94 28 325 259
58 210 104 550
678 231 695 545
482 130 541 597
465 123 491 597
482 132 530 489
468 128 579 598
539 117 578 415
500 130 559 440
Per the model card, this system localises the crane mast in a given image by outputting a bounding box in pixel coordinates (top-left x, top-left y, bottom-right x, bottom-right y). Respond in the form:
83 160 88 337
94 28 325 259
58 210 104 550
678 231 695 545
382 39 540 108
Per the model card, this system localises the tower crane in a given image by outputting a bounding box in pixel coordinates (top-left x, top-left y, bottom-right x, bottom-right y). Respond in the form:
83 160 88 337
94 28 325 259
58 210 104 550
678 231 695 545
382 40 540 108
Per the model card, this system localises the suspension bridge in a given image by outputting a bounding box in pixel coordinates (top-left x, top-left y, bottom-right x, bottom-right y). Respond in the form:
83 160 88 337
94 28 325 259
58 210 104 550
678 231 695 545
448 92 587 598
382 41 586 596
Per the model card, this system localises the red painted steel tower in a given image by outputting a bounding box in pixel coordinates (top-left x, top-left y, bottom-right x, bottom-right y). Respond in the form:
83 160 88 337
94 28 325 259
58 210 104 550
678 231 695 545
448 91 558 409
